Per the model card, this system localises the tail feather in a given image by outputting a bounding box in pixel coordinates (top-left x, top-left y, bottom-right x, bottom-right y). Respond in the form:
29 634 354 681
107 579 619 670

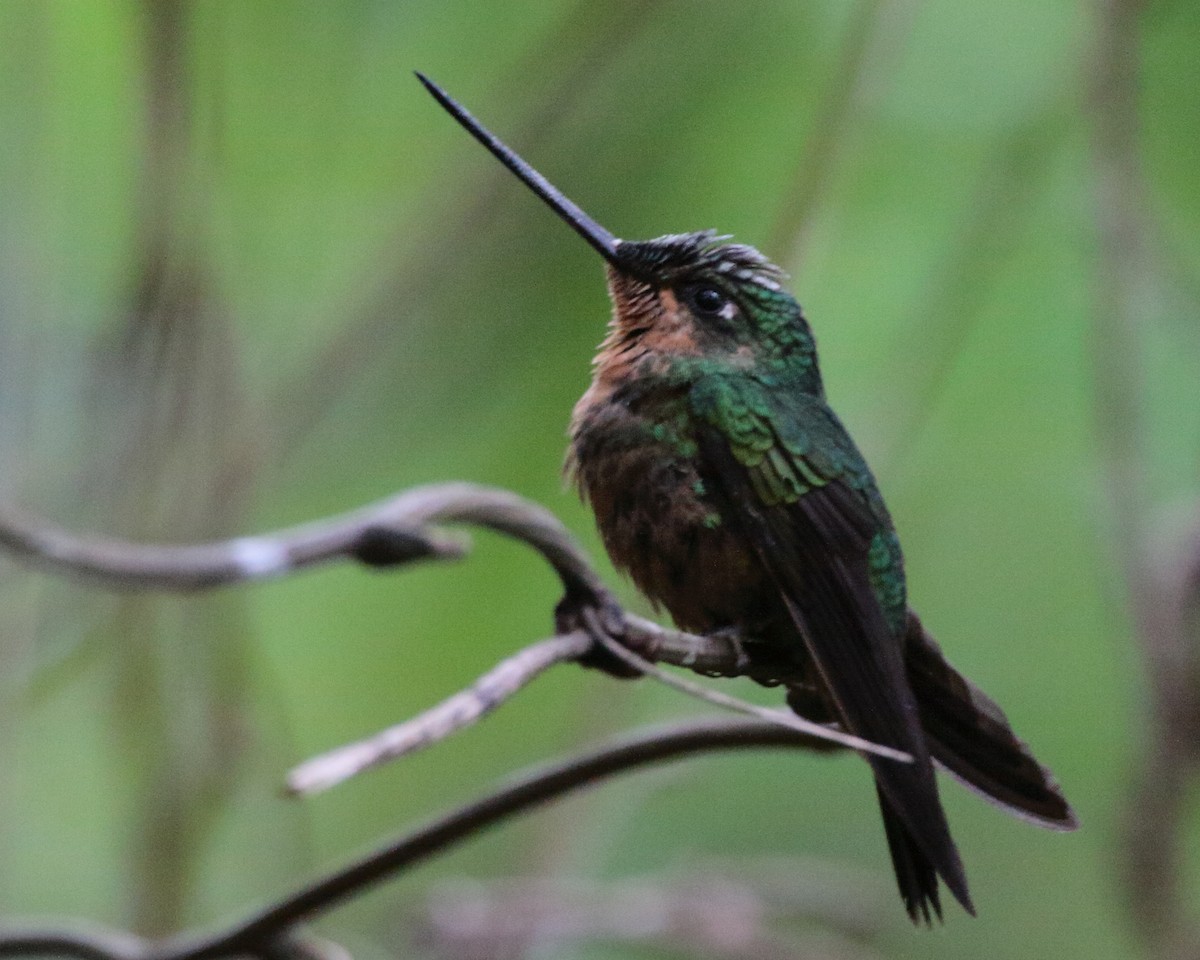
785 608 1076 922
876 785 949 925
904 611 1078 831
864 747 973 922
788 682 973 923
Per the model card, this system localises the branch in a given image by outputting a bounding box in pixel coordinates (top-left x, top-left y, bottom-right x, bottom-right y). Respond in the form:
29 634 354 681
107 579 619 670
0 484 605 598
0 719 851 960
0 930 148 960
286 631 594 794
0 480 914 953
0 718 850 960
0 484 910 778
169 718 845 960
593 624 910 763
288 612 910 796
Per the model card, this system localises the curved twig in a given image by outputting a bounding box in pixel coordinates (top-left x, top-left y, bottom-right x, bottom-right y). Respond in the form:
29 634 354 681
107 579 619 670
592 623 909 763
155 718 842 960
0 719 845 960
0 929 149 960
0 484 910 783
0 720 863 960
0 483 606 598
0 483 906 773
287 631 594 794
288 609 910 797
623 613 756 674
0 492 452 590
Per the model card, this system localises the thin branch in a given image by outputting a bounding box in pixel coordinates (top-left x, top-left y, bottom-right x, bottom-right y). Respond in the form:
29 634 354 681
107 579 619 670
288 609 909 797
593 625 910 764
287 631 593 795
0 484 606 595
0 720 848 960
143 718 845 960
0 483 911 785
0 930 148 960
623 612 757 675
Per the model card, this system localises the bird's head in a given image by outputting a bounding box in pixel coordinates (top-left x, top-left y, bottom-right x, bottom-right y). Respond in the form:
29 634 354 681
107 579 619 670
418 73 817 379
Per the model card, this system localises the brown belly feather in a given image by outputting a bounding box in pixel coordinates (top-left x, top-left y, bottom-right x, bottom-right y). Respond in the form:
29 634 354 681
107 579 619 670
572 415 771 635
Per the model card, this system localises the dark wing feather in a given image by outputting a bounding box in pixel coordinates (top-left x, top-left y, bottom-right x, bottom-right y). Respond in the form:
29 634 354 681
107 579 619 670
905 612 1078 830
692 397 973 919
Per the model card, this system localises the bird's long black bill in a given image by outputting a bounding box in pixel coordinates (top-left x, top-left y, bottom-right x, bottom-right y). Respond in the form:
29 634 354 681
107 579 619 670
416 72 622 266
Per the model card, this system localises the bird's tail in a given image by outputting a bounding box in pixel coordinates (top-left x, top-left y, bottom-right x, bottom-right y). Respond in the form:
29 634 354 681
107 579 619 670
875 784 946 924
788 679 974 924
904 611 1078 831
868 612 1077 924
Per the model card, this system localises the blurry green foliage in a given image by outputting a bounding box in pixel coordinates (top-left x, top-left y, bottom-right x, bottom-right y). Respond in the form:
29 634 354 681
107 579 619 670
0 1 1197 958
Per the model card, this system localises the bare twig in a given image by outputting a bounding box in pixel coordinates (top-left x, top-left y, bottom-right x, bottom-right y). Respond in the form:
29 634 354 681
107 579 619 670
0 484 909 775
0 719 848 960
593 625 910 763
623 612 756 674
0 929 149 960
0 484 605 594
173 718 848 960
286 631 594 794
0 480 914 956
287 607 910 797
0 718 850 960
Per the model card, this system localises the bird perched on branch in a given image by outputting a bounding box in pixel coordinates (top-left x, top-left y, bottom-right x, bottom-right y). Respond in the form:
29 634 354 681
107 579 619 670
418 72 1077 924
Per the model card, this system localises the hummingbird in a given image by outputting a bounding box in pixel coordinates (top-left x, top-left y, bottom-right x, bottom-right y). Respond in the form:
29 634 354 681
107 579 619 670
417 73 1077 923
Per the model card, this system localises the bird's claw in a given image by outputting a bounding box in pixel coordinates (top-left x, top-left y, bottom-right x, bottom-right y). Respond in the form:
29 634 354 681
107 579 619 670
711 625 752 674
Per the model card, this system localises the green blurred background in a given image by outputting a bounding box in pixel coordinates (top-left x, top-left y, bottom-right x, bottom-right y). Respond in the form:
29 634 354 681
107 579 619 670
1 1 1198 958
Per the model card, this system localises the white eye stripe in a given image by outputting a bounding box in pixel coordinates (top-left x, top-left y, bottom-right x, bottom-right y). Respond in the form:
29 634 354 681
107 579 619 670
705 262 784 292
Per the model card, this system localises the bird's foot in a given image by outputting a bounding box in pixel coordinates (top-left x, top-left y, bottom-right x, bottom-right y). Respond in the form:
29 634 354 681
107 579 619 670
697 625 752 677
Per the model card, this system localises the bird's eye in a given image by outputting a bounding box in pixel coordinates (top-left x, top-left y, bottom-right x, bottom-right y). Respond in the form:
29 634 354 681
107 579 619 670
691 285 728 316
